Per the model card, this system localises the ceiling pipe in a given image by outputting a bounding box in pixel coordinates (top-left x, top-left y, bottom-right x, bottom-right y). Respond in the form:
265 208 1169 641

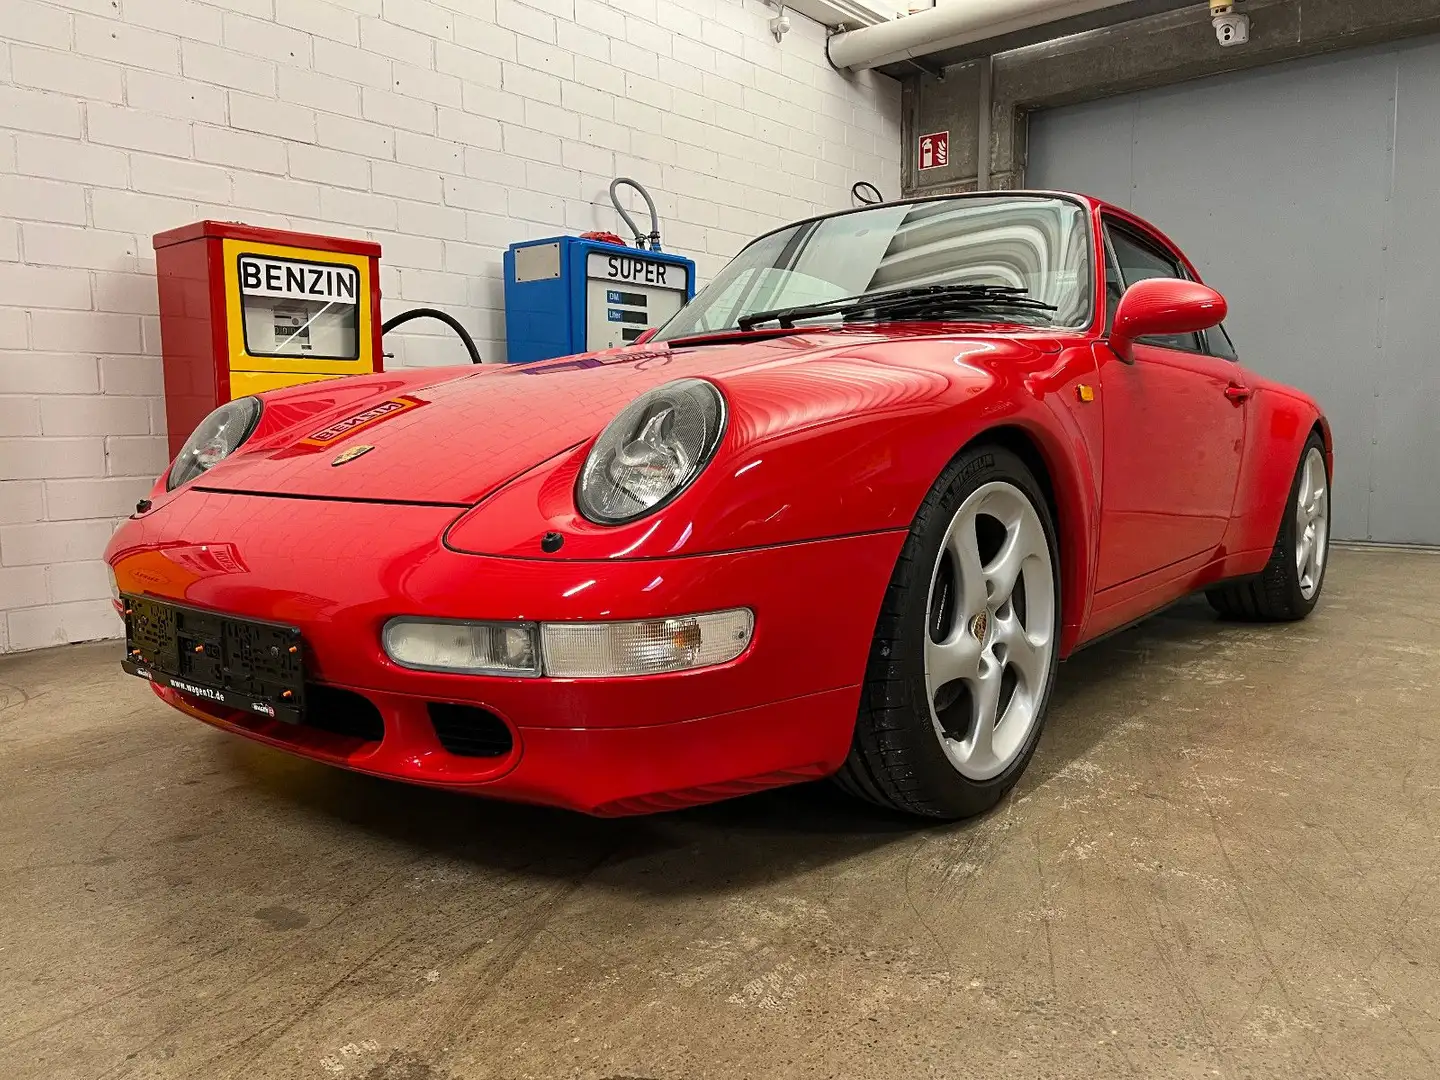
826 0 1140 70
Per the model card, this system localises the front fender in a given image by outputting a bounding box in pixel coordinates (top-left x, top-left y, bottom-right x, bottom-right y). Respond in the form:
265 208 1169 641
127 365 481 522
444 338 1102 624
443 355 953 560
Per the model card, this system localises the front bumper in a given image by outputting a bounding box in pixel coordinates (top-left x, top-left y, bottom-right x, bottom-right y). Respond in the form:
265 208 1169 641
107 490 904 814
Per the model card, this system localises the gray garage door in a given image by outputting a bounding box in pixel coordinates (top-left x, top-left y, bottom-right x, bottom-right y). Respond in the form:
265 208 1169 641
1028 36 1440 546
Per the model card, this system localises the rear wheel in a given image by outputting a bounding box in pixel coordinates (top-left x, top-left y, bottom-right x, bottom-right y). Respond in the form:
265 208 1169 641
1207 435 1330 621
835 446 1061 819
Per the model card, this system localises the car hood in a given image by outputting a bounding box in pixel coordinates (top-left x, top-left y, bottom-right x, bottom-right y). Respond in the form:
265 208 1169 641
196 328 1049 505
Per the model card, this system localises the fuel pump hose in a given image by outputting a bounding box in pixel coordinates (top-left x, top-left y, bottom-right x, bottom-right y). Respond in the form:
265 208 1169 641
380 308 483 365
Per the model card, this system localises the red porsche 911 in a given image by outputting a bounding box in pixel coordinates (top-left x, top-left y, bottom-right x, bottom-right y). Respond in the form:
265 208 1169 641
105 192 1332 819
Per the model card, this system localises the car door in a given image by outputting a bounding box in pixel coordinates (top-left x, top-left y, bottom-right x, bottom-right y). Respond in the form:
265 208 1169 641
1094 220 1248 592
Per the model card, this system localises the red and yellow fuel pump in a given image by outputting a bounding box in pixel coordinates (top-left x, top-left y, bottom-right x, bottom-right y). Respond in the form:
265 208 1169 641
152 222 384 457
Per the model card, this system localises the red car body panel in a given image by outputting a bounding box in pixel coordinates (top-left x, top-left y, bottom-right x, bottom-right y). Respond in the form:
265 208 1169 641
106 192 1331 814
110 490 896 813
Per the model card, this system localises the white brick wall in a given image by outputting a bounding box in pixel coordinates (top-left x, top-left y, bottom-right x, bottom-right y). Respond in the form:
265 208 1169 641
0 0 901 652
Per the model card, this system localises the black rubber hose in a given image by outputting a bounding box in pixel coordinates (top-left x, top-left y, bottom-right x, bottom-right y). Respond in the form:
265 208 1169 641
852 181 884 205
380 308 482 364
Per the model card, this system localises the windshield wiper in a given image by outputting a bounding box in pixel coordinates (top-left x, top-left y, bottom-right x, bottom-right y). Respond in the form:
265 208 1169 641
843 284 1058 326
736 284 1057 331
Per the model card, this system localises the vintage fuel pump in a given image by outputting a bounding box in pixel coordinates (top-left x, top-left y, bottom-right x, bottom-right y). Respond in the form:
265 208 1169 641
152 222 384 457
503 178 696 364
153 221 482 457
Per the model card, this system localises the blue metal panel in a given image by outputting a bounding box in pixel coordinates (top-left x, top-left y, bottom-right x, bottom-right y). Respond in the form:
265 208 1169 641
567 239 589 354
502 241 569 366
503 235 696 365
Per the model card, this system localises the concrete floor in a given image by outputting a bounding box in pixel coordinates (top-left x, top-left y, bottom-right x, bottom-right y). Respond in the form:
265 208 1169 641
2 547 1438 1080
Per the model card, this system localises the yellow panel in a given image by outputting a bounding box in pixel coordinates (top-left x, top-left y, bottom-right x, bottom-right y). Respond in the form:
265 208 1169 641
221 238 376 377
230 369 346 397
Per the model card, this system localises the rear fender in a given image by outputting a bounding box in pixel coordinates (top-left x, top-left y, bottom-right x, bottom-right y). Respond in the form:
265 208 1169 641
1222 382 1328 557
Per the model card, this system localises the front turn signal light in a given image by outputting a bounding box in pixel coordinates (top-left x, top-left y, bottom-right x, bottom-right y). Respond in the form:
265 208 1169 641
540 609 754 678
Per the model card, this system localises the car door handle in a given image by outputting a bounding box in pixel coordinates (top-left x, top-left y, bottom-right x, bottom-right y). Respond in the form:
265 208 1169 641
1224 384 1252 405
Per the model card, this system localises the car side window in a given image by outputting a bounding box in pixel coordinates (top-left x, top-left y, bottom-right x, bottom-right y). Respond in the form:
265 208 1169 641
1204 322 1239 361
1102 233 1126 329
1104 223 1202 353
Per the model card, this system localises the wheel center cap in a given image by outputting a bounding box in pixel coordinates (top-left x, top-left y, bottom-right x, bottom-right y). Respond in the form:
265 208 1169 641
970 610 989 641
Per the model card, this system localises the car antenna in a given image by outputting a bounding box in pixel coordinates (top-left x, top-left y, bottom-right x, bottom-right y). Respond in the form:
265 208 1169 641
852 181 884 206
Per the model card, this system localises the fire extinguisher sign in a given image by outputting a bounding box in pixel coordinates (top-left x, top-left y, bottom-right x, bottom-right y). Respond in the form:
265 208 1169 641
918 130 950 171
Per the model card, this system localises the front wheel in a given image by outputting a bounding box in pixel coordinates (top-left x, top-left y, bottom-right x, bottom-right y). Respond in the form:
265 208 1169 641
1207 434 1330 621
835 446 1061 820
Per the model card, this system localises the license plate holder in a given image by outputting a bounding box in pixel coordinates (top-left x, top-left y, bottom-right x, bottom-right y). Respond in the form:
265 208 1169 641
121 594 306 724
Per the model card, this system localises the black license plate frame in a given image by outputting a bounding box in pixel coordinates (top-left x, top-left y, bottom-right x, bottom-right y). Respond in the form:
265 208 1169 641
120 594 306 724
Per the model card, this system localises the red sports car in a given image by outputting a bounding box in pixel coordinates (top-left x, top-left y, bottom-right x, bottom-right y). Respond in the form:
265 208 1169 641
106 192 1332 819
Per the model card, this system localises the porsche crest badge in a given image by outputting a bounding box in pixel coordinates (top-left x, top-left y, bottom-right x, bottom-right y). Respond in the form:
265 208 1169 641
331 444 375 466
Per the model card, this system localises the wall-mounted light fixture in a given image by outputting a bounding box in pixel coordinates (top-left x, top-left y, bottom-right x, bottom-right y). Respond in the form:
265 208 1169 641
765 1 792 42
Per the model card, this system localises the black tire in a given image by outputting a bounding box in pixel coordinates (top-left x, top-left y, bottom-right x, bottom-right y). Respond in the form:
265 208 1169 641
1207 433 1330 622
834 445 1062 820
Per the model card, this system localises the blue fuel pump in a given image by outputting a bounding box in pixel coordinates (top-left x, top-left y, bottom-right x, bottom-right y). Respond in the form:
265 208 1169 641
502 178 696 364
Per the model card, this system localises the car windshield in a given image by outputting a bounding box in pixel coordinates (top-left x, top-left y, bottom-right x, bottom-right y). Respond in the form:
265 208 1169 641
655 195 1092 341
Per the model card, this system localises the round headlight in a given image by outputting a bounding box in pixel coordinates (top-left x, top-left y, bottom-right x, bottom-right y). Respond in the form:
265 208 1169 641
166 397 262 491
576 379 726 524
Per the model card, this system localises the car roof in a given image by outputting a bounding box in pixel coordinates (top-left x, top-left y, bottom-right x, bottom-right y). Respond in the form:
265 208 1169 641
741 189 1197 280
743 190 1101 246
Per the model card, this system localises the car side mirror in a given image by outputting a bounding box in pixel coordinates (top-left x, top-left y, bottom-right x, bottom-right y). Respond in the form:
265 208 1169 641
1110 278 1227 362
631 327 659 346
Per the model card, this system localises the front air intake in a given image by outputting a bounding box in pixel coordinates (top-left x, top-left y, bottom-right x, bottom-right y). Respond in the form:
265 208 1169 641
305 684 384 742
427 703 514 758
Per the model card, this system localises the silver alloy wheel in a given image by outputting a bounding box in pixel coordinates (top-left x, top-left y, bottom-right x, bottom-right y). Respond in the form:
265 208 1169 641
1296 446 1329 600
924 481 1056 781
